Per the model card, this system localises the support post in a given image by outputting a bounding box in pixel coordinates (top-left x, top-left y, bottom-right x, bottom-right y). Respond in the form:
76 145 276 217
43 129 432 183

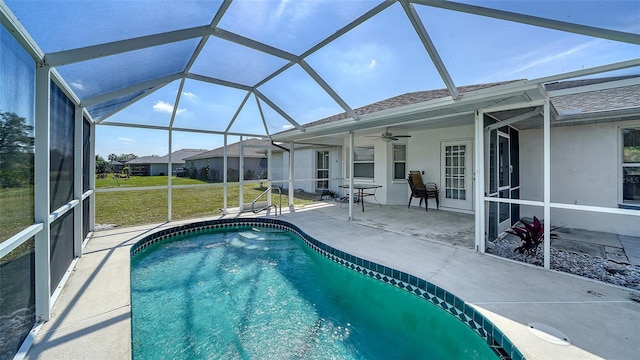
474 110 485 253
89 120 96 232
223 134 228 213
289 141 294 206
168 129 172 221
73 106 83 257
348 131 354 221
267 143 272 206
239 136 244 211
34 65 51 322
543 96 551 269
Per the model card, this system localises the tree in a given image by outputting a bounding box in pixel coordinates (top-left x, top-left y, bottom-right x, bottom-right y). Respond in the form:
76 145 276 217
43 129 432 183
95 155 109 174
0 111 34 188
108 153 118 161
119 153 137 161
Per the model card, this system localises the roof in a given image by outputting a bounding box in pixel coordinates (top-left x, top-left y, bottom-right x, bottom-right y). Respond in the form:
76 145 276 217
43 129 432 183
545 76 640 115
126 149 207 164
184 139 269 160
296 80 523 130
2 0 637 139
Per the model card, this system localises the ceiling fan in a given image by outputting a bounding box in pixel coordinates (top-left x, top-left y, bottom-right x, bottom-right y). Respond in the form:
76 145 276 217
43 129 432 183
368 128 411 142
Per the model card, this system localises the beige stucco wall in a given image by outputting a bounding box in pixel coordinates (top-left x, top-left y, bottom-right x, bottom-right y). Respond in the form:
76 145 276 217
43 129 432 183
340 124 474 210
519 119 640 236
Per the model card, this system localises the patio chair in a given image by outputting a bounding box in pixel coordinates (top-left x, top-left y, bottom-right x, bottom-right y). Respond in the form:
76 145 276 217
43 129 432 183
407 171 439 211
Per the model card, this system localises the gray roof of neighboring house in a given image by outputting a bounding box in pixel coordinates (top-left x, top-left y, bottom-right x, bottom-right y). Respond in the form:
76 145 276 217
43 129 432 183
126 149 208 164
184 139 270 160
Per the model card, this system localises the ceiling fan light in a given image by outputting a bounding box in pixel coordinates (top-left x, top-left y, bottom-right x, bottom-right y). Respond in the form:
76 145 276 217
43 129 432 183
381 137 393 142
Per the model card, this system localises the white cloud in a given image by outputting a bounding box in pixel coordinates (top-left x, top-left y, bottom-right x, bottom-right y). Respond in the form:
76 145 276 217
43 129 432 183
274 0 292 18
368 59 377 69
153 100 186 114
70 81 85 90
182 91 198 100
118 137 135 142
282 124 294 130
503 40 598 78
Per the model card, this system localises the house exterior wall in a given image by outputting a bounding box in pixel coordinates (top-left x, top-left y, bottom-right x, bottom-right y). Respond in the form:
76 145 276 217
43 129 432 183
337 125 474 209
149 163 166 176
271 148 343 194
186 157 266 181
406 125 474 210
519 119 640 236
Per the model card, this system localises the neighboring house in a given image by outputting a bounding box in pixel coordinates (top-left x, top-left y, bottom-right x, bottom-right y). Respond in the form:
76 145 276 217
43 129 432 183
125 149 207 176
270 143 343 195
183 139 268 181
108 160 123 173
271 77 640 238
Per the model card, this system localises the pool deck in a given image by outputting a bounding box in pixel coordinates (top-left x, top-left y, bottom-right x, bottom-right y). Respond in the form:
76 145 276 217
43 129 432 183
25 202 639 360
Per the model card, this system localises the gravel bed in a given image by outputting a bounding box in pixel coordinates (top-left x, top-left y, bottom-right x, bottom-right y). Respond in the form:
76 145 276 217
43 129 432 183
487 235 640 291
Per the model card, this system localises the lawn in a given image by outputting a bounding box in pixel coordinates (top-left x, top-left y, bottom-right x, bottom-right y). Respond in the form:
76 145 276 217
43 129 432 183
0 187 34 242
95 174 211 188
95 176 317 227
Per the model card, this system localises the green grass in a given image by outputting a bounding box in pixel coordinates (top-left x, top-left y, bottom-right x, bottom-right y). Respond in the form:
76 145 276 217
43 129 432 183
0 187 34 242
95 180 317 227
96 175 211 188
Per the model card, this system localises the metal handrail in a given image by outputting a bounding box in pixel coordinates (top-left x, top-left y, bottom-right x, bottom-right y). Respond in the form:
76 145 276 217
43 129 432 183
251 186 282 216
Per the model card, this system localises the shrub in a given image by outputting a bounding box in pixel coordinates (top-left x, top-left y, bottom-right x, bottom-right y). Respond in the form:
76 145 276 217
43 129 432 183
227 168 239 182
198 166 208 180
507 216 561 255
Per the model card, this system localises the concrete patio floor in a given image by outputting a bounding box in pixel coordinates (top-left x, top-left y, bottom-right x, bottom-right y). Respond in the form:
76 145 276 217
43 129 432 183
24 202 639 359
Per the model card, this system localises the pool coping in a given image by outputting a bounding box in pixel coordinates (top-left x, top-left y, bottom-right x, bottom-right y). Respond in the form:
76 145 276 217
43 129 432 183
131 217 523 360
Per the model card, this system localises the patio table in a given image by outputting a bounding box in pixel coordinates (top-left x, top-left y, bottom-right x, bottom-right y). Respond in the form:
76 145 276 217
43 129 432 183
339 184 382 212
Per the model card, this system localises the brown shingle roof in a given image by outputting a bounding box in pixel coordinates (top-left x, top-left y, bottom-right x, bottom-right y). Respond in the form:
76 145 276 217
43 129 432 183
546 76 640 114
298 80 522 129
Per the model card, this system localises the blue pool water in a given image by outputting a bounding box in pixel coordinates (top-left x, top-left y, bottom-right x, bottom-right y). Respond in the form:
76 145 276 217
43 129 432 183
131 225 501 359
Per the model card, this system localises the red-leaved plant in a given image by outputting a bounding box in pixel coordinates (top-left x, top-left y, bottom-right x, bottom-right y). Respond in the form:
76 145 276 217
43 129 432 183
506 216 561 255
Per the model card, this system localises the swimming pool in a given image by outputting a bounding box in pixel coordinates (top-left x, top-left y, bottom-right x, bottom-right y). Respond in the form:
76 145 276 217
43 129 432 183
131 218 522 359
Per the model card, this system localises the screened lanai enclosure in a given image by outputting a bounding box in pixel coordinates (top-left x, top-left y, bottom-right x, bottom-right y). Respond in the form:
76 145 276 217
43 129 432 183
1 0 639 358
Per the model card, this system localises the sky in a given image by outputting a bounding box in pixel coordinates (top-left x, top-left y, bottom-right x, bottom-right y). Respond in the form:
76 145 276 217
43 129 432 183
4 0 639 159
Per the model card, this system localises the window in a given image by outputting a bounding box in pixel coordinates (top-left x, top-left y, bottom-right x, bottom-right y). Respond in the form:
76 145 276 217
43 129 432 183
316 151 329 190
622 128 640 205
353 147 374 179
444 144 466 200
393 144 406 180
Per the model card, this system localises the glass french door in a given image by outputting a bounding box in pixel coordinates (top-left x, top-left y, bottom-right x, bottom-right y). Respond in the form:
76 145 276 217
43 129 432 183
497 132 511 233
487 123 520 241
441 141 473 210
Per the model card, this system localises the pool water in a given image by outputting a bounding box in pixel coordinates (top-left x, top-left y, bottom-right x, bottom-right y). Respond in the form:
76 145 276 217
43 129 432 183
131 226 498 359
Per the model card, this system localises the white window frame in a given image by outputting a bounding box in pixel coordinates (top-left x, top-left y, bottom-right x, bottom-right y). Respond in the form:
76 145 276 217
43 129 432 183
620 127 640 207
316 150 329 191
353 146 374 179
392 144 406 181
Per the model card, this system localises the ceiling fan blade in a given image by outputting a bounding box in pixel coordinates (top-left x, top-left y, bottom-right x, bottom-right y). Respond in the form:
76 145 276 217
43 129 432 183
395 135 411 138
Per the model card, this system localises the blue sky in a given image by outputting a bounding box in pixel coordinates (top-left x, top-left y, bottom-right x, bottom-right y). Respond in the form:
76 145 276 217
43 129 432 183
5 0 637 159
